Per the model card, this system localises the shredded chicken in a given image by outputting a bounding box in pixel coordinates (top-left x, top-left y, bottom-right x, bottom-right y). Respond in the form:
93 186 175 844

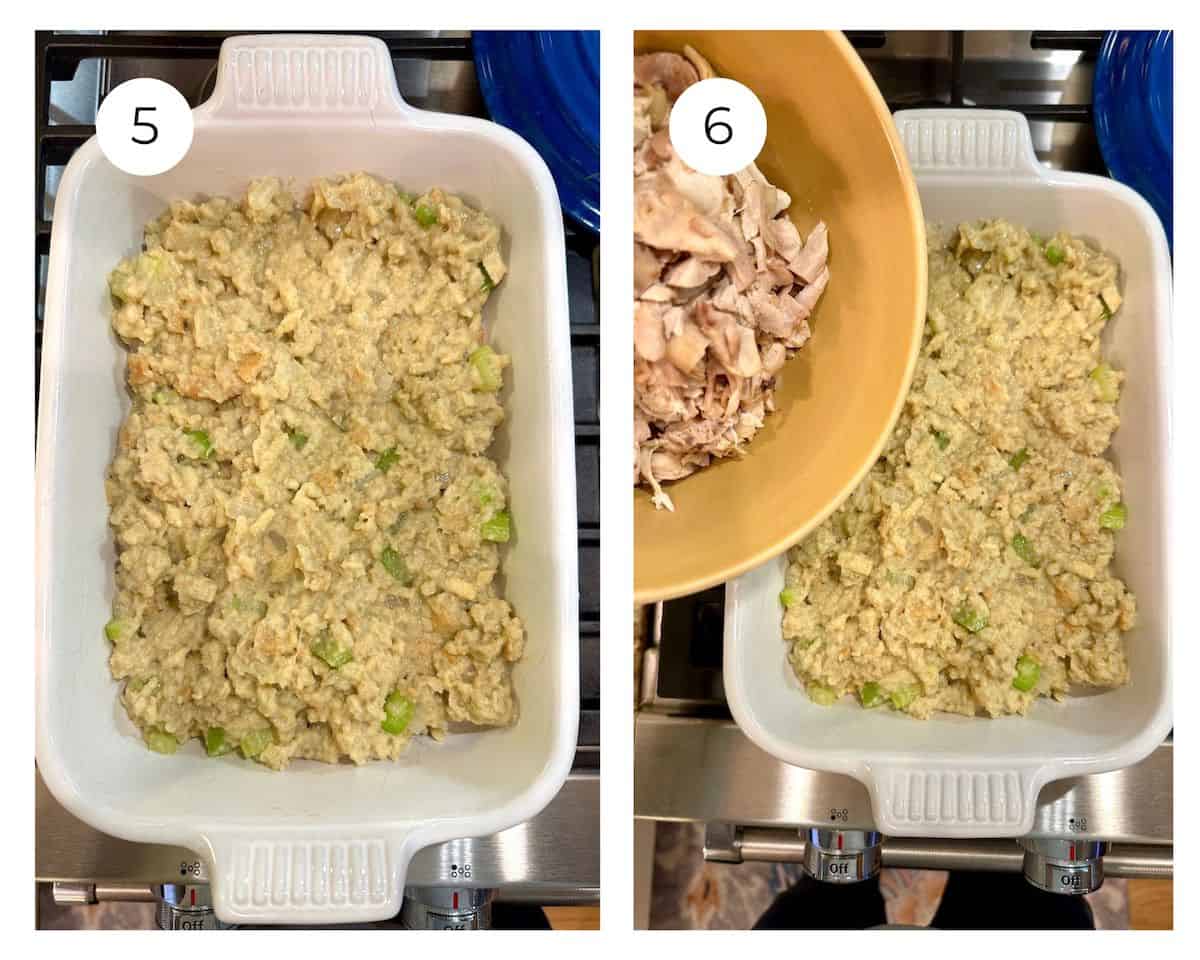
633 48 831 510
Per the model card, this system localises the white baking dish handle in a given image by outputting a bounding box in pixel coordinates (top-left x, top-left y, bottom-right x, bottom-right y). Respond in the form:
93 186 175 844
195 827 423 925
197 33 417 124
864 761 1051 838
893 108 1042 179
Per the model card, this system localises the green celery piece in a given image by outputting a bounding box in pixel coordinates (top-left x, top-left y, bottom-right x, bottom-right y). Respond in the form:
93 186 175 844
860 682 885 709
1011 533 1040 568
779 587 797 609
951 603 989 633
1013 655 1041 692
1009 447 1030 471
1100 502 1127 530
204 727 233 757
1044 243 1066 265
382 691 415 735
481 510 511 542
379 546 413 585
182 428 214 459
806 683 838 707
480 263 495 292
240 728 273 759
145 729 178 755
476 484 500 509
1090 363 1120 403
469 346 503 392
889 684 920 710
311 633 353 669
413 203 438 228
374 447 399 473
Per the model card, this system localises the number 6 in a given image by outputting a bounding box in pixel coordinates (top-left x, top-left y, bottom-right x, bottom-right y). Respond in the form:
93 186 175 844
132 106 159 145
705 107 733 146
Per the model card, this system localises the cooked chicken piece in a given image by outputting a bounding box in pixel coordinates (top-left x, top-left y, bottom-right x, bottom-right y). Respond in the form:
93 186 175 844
694 302 740 372
650 448 698 481
660 155 728 217
633 97 653 149
737 402 767 439
731 326 763 378
637 445 675 511
634 411 651 483
782 287 813 319
634 52 699 100
761 342 788 376
633 50 831 510
763 259 795 289
665 320 710 374
636 377 694 424
634 302 668 362
635 188 740 262
725 252 757 292
635 242 664 296
662 306 686 338
663 256 723 288
740 180 768 242
747 286 796 339
795 264 830 313
764 217 803 261
711 280 742 313
659 417 731 454
639 283 677 303
734 162 791 216
788 221 829 284
648 128 674 162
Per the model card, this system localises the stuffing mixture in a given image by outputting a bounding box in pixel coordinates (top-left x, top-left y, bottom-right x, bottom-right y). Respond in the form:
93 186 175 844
782 220 1133 717
103 172 524 768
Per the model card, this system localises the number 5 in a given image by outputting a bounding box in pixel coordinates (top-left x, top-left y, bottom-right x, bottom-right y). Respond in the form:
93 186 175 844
132 106 158 145
705 107 733 146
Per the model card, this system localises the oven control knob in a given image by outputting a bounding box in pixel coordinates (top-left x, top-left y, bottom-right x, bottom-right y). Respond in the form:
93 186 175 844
399 887 493 930
1020 837 1109 895
154 883 232 930
802 828 883 884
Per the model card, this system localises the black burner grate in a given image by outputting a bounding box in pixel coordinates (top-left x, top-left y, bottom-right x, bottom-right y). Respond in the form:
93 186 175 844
34 30 599 763
846 29 1103 121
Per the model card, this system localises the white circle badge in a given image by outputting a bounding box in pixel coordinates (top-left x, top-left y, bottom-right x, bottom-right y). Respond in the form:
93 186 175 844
96 78 194 177
668 77 767 177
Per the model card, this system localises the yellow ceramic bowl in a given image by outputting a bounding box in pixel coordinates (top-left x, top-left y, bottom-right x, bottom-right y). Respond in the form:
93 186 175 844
634 30 926 603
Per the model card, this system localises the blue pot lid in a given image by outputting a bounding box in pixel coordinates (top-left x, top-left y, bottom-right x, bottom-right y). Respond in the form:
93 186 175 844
473 31 600 234
1094 31 1173 248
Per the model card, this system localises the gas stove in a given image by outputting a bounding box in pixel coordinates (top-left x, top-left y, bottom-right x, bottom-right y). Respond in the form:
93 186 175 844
635 29 1171 907
35 30 598 929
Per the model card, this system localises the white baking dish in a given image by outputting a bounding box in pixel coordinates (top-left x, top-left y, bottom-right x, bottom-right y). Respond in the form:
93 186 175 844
724 109 1171 839
35 35 578 924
